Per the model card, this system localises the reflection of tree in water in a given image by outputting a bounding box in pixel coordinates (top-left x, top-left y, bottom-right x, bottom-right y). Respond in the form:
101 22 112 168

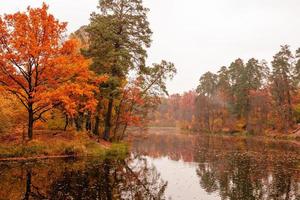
195 147 300 200
269 159 299 200
0 156 167 200
49 156 167 199
132 133 197 162
131 132 300 199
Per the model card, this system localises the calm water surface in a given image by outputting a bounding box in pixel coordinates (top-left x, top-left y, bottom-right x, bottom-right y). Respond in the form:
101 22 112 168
0 129 300 200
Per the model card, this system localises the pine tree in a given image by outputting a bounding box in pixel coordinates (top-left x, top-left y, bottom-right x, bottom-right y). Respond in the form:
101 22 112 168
271 45 296 131
83 0 152 140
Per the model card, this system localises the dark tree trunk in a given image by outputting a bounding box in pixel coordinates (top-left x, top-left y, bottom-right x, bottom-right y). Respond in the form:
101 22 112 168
64 115 69 131
113 98 124 141
93 102 102 135
93 115 100 136
75 112 84 131
120 123 128 141
28 104 34 140
287 90 294 128
23 169 32 200
85 112 92 131
103 98 114 141
104 159 112 200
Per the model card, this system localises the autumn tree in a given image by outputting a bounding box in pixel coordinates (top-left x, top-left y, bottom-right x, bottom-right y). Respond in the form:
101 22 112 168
221 58 268 128
270 45 296 131
196 72 218 131
169 94 181 120
217 66 231 96
151 45 300 135
243 59 269 129
83 0 152 140
113 60 176 140
197 72 218 98
296 48 300 80
247 89 272 134
180 91 196 122
227 58 247 117
0 92 26 133
186 58 268 133
0 4 94 139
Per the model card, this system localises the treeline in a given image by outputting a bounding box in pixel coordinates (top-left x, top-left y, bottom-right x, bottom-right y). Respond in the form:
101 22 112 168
152 45 300 135
0 0 176 141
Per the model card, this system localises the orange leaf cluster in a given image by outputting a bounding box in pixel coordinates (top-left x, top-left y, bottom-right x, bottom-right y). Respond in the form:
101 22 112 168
0 4 105 122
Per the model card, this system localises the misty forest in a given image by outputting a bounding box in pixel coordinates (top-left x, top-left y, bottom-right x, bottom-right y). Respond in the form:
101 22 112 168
0 0 299 200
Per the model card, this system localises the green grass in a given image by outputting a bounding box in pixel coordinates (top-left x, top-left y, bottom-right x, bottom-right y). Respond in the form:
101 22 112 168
105 143 129 159
85 142 129 159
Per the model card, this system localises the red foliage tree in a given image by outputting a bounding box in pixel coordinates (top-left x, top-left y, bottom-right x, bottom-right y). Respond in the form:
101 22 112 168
0 4 98 139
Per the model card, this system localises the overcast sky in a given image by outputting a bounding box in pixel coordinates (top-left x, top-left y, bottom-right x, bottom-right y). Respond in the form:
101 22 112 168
1 0 300 94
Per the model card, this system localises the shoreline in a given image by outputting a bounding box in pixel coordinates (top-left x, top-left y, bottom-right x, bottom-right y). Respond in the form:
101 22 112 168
140 126 300 142
0 154 77 162
129 127 300 151
0 142 129 162
0 130 129 162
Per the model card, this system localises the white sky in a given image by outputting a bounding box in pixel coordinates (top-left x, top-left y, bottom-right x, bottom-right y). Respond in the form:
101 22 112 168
1 0 300 94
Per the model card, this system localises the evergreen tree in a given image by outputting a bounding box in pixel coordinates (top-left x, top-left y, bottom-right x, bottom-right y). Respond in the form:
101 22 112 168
270 45 296 131
227 58 246 117
83 0 152 140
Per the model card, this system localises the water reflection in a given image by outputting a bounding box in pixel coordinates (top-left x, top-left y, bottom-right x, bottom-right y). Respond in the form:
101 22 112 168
0 156 167 200
195 136 300 200
132 132 300 200
196 151 300 200
0 132 299 199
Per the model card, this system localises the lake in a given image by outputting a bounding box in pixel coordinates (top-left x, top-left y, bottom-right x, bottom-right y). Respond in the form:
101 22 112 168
0 129 299 200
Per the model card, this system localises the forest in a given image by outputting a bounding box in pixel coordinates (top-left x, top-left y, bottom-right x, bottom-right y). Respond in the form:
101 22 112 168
0 0 300 199
0 0 299 159
152 46 300 137
0 1 176 146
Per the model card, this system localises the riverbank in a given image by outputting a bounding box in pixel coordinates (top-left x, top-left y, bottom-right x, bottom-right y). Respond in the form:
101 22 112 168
0 130 128 161
207 130 300 144
129 127 300 148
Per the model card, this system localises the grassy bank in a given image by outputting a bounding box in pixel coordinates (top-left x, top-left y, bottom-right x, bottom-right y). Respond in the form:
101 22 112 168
201 130 300 142
0 130 128 160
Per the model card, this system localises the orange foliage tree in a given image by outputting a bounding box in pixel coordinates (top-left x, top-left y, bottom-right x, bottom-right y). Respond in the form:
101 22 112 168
0 4 97 139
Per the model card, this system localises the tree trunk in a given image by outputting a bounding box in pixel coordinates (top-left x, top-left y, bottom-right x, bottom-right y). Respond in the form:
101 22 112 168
24 169 32 200
120 123 128 141
28 104 34 140
245 93 251 133
104 159 112 200
93 102 102 135
287 90 294 129
93 115 100 136
64 115 69 131
85 112 92 131
113 98 124 141
103 98 114 141
75 112 84 131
